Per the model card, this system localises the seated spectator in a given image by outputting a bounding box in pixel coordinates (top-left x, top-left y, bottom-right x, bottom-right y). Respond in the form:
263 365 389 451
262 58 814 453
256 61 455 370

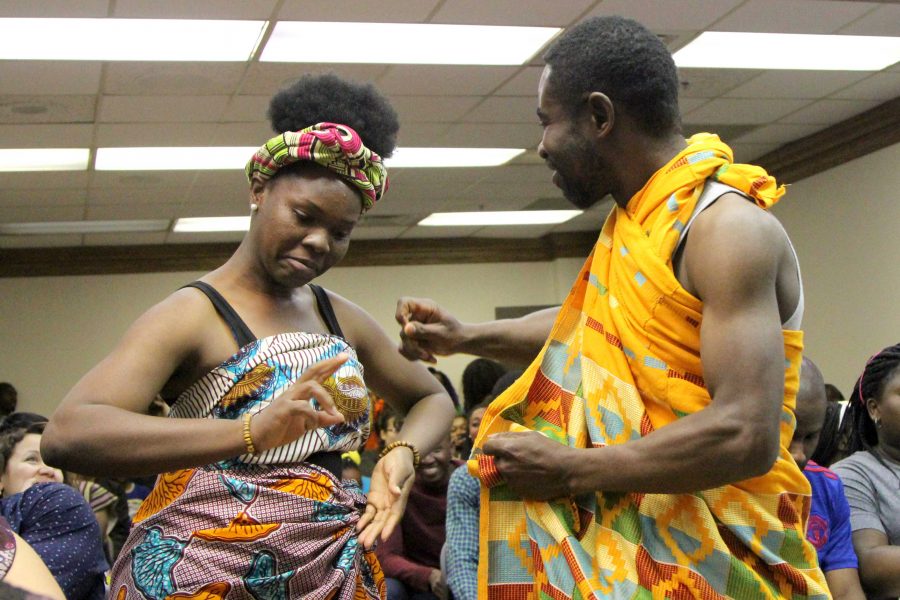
790 357 865 600
0 412 48 435
449 414 469 461
0 385 17 419
68 474 122 562
428 367 461 413
0 515 65 599
461 358 507 413
0 423 107 599
832 343 900 599
377 436 454 600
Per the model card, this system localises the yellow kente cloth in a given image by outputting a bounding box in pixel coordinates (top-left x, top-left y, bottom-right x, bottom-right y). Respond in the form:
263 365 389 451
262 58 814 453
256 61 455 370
468 134 830 599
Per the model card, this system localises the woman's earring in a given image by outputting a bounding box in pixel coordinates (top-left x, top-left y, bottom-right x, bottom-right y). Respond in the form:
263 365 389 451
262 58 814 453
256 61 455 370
250 203 259 214
875 417 882 429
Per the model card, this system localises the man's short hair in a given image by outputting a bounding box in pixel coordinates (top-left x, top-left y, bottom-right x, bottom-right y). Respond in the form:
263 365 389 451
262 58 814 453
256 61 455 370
542 16 681 137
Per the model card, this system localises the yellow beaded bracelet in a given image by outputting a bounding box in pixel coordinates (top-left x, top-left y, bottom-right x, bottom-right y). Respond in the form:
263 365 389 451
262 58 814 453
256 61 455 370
379 440 420 468
242 412 257 455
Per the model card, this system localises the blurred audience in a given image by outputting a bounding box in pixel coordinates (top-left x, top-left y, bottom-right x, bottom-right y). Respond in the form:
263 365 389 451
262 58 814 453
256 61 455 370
791 358 865 600
461 358 506 413
0 422 107 599
833 343 900 599
428 367 461 413
0 385 16 419
449 414 469 461
377 436 455 600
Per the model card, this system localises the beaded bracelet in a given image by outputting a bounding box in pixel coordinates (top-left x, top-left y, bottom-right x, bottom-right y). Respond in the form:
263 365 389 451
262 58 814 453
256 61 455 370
379 440 420 468
242 412 257 455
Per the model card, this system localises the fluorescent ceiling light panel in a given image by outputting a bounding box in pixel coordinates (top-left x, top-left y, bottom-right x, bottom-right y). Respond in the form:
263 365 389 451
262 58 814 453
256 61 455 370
387 148 525 168
674 32 900 70
173 217 250 233
419 210 582 226
0 18 266 61
95 147 257 171
262 22 560 65
0 220 169 235
0 148 90 172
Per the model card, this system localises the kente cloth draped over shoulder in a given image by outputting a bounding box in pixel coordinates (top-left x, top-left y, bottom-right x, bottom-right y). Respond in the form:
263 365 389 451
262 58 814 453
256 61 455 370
110 333 384 600
468 133 830 599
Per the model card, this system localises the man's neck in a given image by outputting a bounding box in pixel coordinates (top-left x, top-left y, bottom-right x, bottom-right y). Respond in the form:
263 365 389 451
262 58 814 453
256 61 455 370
611 133 688 207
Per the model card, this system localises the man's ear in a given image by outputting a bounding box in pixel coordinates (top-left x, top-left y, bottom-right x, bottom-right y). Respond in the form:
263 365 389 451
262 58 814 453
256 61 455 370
587 92 614 138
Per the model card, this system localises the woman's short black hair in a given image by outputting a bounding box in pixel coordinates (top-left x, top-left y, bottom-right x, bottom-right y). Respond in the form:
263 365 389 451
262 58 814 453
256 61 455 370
268 73 399 158
542 16 681 138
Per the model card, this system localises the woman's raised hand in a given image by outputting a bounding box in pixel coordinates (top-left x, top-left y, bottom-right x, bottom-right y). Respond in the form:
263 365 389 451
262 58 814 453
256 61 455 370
249 353 348 452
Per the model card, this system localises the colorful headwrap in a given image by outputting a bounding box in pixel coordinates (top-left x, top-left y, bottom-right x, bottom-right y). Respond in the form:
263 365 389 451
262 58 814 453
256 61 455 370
245 122 388 210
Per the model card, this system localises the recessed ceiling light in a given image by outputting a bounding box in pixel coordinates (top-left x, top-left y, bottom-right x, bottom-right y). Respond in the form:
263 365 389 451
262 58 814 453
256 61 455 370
387 148 526 168
0 220 170 235
0 18 267 61
173 217 250 233
0 148 90 172
418 210 582 226
674 32 900 70
94 147 526 170
261 22 560 65
95 147 257 171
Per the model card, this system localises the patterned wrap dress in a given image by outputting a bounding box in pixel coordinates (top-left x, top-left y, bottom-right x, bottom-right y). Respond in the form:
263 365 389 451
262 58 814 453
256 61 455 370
109 283 384 600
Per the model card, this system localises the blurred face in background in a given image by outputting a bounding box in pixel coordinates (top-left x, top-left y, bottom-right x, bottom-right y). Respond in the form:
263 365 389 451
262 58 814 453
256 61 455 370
1 433 64 497
417 437 452 487
468 407 487 441
450 416 468 447
381 416 401 447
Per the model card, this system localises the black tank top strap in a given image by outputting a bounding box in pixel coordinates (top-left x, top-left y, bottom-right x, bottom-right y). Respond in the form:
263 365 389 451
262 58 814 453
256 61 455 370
308 284 345 339
182 281 256 348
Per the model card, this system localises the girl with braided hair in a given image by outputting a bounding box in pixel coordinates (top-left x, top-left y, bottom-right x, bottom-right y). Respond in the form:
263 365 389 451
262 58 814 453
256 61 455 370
832 343 900 599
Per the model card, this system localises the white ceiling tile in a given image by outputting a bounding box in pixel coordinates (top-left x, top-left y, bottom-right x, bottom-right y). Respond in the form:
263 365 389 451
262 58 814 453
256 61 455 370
684 98 812 124
89 172 196 190
86 202 180 220
0 171 90 189
223 96 269 122
432 0 591 26
436 123 540 148
731 123 824 144
104 63 247 96
0 1 109 17
0 188 87 207
0 62 102 95
99 95 230 123
187 171 251 190
463 96 540 123
389 167 500 188
0 95 95 124
0 204 84 222
831 73 900 101
836 3 900 36
679 98 710 114
725 71 870 99
400 225 482 239
113 0 277 19
88 186 187 205
94 122 222 146
390 96 482 123
83 231 170 245
477 164 554 184
207 122 272 145
394 123 452 147
729 142 782 162
778 98 882 124
240 64 389 96
0 233 83 248
678 68 764 98
377 66 520 96
494 67 544 96
457 180 560 206
587 0 744 30
710 0 875 33
0 124 94 147
276 0 439 22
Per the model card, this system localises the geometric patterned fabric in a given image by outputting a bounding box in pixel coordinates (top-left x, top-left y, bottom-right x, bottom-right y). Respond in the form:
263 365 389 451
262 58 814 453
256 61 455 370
109 332 384 599
468 133 831 599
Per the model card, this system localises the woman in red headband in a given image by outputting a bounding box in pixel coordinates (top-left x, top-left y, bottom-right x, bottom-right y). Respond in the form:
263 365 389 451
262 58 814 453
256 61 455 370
43 74 455 599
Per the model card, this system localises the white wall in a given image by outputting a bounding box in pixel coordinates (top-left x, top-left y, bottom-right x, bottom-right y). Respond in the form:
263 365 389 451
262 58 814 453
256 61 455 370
0 259 582 416
772 142 900 396
2 142 896 415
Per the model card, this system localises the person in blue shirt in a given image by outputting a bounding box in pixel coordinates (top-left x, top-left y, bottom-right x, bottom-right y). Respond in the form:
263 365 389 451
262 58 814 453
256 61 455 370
790 357 865 600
